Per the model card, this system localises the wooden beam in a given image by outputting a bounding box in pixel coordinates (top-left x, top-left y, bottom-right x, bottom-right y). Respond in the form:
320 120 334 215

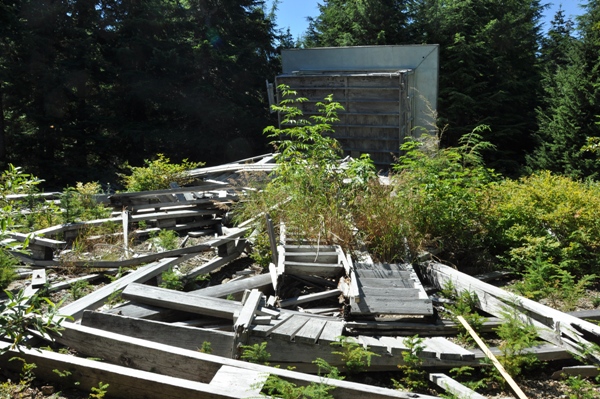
0 344 254 399
48 323 443 399
457 315 528 399
59 256 193 320
429 373 486 399
425 261 600 361
279 289 342 308
81 311 233 357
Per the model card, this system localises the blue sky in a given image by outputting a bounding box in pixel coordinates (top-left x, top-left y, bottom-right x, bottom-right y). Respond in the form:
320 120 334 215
268 1 586 40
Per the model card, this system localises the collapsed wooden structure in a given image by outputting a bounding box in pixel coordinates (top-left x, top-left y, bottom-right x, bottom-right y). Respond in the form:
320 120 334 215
2 155 600 398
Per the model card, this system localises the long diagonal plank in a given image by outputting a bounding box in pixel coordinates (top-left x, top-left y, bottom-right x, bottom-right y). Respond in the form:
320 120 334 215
425 261 600 362
81 311 234 357
48 323 444 399
59 256 195 320
0 344 254 399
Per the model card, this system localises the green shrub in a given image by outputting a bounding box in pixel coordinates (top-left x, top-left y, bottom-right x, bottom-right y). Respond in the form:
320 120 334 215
490 171 600 277
331 336 379 374
393 335 428 392
236 85 376 251
159 268 184 291
60 182 111 224
119 154 203 192
150 229 179 251
0 250 18 291
359 128 497 265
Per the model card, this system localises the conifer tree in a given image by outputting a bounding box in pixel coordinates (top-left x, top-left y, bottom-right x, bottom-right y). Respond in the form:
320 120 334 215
530 1 600 179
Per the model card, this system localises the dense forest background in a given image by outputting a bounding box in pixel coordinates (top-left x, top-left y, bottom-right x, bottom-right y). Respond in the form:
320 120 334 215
1 0 599 189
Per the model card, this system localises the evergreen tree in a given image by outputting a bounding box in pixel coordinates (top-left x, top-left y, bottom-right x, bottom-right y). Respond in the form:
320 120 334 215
409 0 544 176
529 1 600 179
303 0 411 47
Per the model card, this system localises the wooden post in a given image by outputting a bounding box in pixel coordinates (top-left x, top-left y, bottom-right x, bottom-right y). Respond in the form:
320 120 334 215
265 213 278 265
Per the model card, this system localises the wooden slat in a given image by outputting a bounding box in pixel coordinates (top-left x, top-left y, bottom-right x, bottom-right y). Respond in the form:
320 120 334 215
122 283 241 320
354 269 412 279
59 256 192 320
358 278 412 288
350 296 433 315
318 320 345 343
294 318 328 344
358 288 421 298
279 289 342 308
429 373 487 399
81 311 233 357
234 289 262 330
0 345 246 399
270 315 311 340
48 323 439 399
209 365 268 397
422 337 475 361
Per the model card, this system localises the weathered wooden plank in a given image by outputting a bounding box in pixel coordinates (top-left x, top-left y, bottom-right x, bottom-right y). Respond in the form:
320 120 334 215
8 231 66 248
0 345 247 399
284 261 344 277
425 261 600 362
30 268 47 288
122 283 241 319
279 288 342 308
190 273 273 300
429 373 487 399
350 296 433 315
209 365 268 397
81 310 233 357
234 289 262 330
357 336 392 356
103 302 191 322
422 337 475 361
358 288 421 298
294 318 328 344
285 252 340 263
59 256 193 320
270 315 311 340
354 269 412 279
49 323 442 399
357 278 411 289
318 320 345 343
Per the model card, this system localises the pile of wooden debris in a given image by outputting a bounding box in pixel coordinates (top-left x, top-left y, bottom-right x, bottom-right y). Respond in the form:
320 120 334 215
2 155 600 399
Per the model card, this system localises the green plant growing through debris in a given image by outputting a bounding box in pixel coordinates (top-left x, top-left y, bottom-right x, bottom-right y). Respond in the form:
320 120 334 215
440 282 487 346
149 229 179 251
492 302 540 385
88 381 109 399
119 154 203 192
0 289 69 353
69 279 92 300
331 336 380 374
240 341 271 365
563 375 599 399
235 84 376 256
393 335 429 392
159 268 184 291
261 358 342 399
198 341 212 354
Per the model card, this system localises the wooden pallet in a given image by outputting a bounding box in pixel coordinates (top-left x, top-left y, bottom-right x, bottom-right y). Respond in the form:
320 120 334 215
349 262 433 316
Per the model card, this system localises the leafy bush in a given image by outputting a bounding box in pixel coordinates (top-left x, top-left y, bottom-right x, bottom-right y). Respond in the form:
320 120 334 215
331 336 379 374
119 154 203 192
159 268 184 291
60 182 111 224
489 171 600 290
0 289 69 353
150 229 179 251
355 128 497 264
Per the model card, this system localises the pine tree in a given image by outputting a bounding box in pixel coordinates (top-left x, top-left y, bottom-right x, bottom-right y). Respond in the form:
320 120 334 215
529 1 600 179
303 0 411 47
